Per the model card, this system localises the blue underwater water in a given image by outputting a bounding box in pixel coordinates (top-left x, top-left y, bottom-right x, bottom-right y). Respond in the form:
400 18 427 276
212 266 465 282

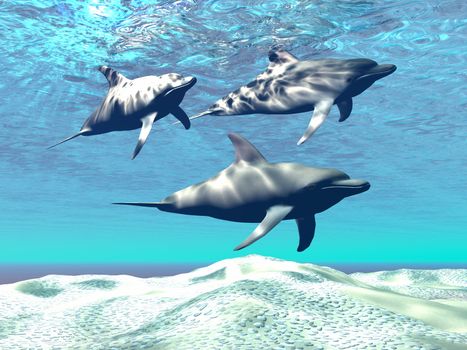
0 0 466 266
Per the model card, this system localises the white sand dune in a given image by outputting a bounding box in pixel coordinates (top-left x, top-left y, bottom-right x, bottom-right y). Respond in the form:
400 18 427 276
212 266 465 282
0 255 465 350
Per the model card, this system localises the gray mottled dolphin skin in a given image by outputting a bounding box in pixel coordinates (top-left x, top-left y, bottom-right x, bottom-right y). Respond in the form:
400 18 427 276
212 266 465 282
114 133 370 252
49 66 197 159
190 48 396 145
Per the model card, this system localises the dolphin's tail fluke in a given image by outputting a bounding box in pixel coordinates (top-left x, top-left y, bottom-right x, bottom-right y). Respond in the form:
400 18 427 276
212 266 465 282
172 110 214 126
112 202 168 209
47 130 88 149
189 110 214 121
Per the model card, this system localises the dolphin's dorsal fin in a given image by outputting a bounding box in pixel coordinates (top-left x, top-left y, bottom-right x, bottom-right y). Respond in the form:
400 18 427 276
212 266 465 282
228 133 267 163
268 48 299 66
98 65 126 87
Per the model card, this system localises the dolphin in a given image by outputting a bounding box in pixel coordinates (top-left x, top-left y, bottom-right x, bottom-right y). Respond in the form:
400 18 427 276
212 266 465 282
189 48 396 145
114 133 370 252
48 66 197 159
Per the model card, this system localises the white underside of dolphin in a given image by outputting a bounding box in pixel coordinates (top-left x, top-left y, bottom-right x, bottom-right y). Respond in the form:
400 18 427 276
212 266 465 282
48 66 196 159
187 48 396 145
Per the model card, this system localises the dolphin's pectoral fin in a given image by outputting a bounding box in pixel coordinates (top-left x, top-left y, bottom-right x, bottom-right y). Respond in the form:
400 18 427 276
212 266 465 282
98 66 126 88
297 99 333 145
171 106 190 130
234 205 293 251
337 98 353 122
296 216 316 252
132 113 157 159
228 133 267 163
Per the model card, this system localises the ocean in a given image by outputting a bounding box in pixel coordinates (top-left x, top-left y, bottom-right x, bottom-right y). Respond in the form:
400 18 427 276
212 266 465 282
0 1 466 348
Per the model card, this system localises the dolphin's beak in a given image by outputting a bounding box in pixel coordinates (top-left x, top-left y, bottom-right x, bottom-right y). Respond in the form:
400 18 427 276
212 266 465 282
361 64 397 81
171 76 197 95
181 76 197 90
322 179 370 196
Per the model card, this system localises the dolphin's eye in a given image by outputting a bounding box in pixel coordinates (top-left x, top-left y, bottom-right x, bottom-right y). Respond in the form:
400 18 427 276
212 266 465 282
304 184 317 191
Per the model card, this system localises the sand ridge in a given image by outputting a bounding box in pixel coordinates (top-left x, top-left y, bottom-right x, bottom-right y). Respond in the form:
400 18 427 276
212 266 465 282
0 255 465 349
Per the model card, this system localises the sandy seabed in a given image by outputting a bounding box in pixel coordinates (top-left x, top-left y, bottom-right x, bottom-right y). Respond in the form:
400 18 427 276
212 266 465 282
0 255 466 350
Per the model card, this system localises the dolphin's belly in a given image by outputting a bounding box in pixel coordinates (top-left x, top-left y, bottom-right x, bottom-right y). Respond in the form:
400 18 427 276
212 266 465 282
205 204 268 223
85 112 142 133
163 164 305 221
210 204 303 223
214 80 337 116
87 88 157 129
170 181 275 214
85 93 164 133
162 188 271 222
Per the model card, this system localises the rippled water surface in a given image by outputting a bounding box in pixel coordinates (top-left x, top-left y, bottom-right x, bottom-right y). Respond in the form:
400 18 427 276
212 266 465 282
0 0 466 264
